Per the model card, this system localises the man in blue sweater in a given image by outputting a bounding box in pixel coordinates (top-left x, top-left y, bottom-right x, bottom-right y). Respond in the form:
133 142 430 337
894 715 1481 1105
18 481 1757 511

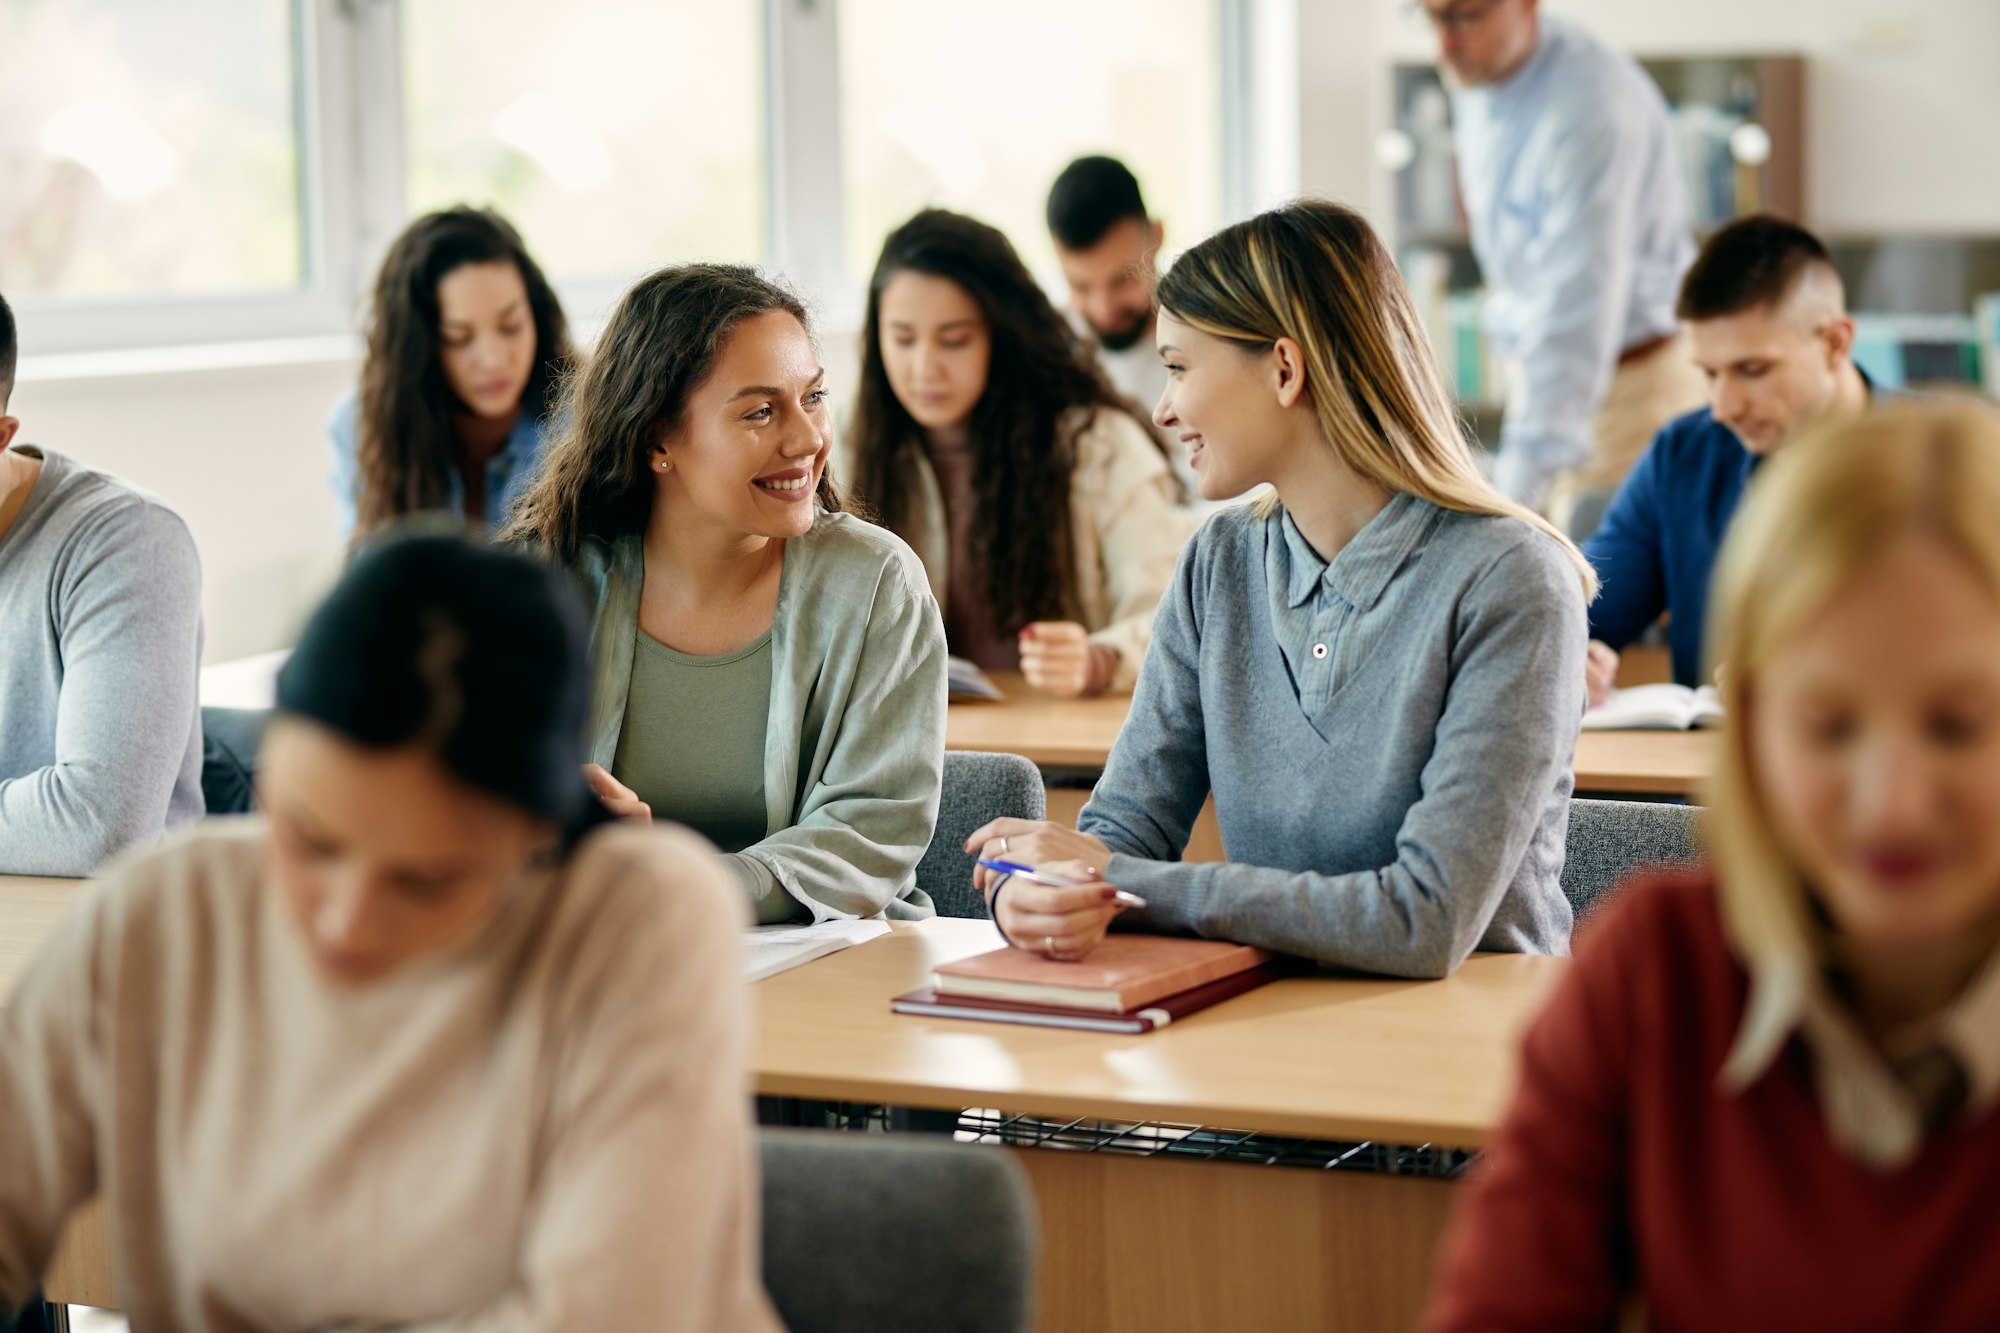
1582 217 1874 706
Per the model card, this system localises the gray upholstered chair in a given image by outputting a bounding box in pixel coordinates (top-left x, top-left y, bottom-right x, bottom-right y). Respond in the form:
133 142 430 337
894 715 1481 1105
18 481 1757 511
1560 798 1704 920
199 706 270 816
759 1128 1037 1333
917 750 1047 918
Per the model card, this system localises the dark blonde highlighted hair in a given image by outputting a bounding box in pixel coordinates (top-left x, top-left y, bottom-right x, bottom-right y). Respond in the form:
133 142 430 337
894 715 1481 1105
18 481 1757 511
1155 198 1596 598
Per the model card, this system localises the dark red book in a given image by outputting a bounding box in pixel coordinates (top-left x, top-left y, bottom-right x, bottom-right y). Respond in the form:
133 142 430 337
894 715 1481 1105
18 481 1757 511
892 960 1296 1033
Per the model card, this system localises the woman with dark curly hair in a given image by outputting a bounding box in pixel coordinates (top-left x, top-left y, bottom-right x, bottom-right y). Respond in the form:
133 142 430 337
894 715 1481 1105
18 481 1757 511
839 208 1193 698
329 206 572 541
504 264 945 925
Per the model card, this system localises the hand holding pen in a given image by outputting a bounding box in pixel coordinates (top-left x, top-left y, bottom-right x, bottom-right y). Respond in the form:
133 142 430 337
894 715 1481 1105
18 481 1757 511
961 818 1137 960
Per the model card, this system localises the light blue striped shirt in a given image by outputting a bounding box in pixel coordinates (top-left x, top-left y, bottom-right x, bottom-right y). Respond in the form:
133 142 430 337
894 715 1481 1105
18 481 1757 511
1451 14 1693 506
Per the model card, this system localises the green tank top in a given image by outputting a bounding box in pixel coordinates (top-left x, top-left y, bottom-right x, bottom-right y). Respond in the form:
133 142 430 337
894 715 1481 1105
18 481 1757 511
611 627 773 854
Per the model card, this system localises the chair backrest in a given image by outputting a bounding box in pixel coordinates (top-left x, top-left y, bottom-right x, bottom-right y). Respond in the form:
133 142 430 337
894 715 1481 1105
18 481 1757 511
199 706 271 816
1560 798 1704 920
759 1128 1037 1333
918 750 1047 918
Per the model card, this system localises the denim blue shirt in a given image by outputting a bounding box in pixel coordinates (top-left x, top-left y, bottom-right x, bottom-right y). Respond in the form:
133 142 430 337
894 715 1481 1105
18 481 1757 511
1451 15 1693 506
1584 376 1884 687
326 390 549 540
1079 495 1585 978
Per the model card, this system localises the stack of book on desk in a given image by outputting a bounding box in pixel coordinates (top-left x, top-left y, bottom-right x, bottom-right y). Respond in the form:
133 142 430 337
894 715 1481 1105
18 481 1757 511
893 937 1294 1033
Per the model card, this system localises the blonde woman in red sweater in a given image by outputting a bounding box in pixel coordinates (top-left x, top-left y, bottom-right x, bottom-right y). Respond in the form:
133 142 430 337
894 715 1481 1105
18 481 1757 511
1425 400 2000 1332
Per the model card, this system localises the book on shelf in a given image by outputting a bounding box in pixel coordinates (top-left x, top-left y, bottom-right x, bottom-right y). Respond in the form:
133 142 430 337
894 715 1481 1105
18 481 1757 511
1975 292 2000 395
1851 313 1984 392
1581 682 1724 732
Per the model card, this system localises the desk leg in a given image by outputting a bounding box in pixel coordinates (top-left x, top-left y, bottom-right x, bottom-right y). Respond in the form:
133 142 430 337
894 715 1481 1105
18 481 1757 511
1011 1149 1456 1333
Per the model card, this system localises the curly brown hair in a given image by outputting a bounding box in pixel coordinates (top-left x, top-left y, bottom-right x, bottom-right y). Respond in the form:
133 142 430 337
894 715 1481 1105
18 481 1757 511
502 264 838 564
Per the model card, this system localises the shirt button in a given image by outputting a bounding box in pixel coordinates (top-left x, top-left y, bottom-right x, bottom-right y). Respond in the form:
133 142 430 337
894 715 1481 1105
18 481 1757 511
1311 643 1329 660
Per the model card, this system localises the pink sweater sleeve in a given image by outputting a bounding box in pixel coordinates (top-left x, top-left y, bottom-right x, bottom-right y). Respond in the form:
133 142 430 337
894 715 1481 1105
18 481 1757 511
1420 885 1664 1330
389 827 780 1332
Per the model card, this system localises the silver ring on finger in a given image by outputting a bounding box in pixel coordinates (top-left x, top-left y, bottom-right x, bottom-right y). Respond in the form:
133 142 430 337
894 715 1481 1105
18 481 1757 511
1042 935 1059 958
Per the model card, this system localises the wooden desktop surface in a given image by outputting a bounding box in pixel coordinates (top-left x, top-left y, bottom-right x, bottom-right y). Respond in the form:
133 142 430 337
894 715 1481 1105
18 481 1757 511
10 884 1559 1326
948 662 1715 799
0 875 82 1000
2 889 1558 1150
757 917 1563 1148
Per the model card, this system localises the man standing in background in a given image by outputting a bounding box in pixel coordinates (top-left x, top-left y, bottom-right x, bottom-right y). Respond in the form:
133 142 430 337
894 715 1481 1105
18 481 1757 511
1425 0 1706 529
1046 156 1203 501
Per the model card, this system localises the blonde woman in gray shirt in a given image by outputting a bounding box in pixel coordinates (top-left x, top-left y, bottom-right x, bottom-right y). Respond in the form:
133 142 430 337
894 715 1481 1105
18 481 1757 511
969 200 1596 978
505 265 947 924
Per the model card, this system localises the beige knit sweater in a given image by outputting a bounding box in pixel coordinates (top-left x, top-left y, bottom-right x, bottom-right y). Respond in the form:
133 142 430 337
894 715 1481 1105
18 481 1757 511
0 819 779 1331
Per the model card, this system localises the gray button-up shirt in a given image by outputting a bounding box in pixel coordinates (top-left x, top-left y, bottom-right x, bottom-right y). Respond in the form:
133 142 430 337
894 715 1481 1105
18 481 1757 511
1081 494 1586 977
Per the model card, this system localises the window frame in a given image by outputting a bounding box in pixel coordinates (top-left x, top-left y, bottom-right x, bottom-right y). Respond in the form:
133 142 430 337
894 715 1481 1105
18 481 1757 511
11 0 1277 359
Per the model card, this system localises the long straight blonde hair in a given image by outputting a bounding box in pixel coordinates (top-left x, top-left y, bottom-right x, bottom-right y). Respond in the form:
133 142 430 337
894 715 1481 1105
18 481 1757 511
1154 198 1596 598
1704 398 2000 1083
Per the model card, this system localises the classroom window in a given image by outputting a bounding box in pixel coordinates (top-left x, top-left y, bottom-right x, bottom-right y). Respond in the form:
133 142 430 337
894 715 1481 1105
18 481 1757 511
0 0 305 298
835 0 1223 282
401 0 768 284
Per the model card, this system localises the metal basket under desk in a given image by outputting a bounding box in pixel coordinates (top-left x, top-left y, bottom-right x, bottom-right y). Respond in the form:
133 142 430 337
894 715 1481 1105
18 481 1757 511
952 1110 1474 1178
758 1097 1473 1179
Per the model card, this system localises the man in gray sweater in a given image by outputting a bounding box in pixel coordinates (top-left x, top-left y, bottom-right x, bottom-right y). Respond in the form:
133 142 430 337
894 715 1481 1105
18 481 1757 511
0 291 205 876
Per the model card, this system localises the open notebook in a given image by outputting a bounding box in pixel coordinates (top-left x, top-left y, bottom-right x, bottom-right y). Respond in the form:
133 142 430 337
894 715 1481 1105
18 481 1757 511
743 919 890 983
947 655 1005 702
1581 683 1724 731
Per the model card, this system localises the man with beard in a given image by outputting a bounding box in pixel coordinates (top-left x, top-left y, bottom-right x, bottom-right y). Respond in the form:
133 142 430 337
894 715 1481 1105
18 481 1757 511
1046 155 1209 501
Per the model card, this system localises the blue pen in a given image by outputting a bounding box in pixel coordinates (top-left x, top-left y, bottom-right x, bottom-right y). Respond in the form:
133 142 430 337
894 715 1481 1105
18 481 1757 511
976 857 1146 908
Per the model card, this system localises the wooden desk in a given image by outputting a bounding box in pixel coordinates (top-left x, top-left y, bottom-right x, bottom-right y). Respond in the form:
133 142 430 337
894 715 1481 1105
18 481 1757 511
761 918 1556 1147
15 882 1560 1329
947 673 1134 769
1573 728 1715 797
0 875 82 1001
950 671 1716 805
761 918 1564 1330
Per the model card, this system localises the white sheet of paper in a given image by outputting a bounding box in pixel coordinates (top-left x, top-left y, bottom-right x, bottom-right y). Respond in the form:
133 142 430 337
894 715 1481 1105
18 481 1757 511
743 918 891 983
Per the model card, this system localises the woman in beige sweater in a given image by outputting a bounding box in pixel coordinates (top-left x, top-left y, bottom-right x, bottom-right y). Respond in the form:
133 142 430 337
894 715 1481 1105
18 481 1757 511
0 532 777 1331
839 208 1196 697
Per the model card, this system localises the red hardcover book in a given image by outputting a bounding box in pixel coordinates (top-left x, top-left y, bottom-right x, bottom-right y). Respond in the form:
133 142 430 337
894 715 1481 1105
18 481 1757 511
892 960 1295 1034
932 936 1275 1012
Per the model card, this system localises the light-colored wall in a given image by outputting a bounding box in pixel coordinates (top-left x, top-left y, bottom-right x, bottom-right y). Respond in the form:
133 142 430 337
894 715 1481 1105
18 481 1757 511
19 0 1997 661
1323 0 2000 237
14 346 356 663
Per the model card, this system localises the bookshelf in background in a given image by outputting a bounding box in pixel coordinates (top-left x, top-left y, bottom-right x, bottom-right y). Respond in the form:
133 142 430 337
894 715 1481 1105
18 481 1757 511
1387 55 1806 441
1830 236 2000 396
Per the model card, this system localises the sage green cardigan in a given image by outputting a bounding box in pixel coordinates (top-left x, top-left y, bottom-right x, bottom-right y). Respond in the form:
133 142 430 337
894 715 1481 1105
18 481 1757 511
571 512 945 922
